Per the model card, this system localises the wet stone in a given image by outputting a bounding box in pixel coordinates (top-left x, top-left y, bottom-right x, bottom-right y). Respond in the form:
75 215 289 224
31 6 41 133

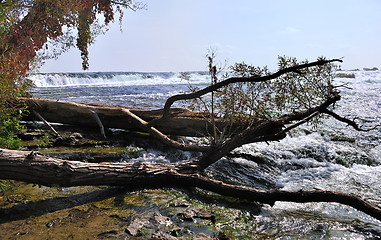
46 218 62 228
52 133 84 147
170 200 191 208
126 211 173 237
178 207 216 223
151 231 178 240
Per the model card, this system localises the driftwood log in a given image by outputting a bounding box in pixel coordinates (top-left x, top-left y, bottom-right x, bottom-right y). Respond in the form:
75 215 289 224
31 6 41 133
17 97 234 137
1 148 380 221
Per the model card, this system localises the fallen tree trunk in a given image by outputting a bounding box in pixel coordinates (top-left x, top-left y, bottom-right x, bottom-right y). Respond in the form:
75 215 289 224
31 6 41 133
1 149 380 221
17 97 238 137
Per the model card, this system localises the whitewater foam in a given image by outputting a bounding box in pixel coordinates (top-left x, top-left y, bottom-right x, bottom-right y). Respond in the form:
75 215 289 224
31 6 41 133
30 72 210 87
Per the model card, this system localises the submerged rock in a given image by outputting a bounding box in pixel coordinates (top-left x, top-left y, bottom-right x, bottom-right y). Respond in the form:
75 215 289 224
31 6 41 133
52 133 83 147
178 207 216 223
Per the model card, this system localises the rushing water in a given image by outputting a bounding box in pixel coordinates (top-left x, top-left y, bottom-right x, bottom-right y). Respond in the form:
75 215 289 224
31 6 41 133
30 69 381 238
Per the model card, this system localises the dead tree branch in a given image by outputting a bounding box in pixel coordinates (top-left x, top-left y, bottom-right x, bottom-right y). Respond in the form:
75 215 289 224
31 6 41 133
321 109 380 131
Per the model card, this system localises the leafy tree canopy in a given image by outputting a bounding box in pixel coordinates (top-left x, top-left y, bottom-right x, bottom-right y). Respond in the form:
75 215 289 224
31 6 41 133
0 0 144 146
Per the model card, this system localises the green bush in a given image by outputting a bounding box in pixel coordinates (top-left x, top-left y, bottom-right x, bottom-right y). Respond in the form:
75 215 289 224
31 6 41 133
0 136 21 149
0 106 24 149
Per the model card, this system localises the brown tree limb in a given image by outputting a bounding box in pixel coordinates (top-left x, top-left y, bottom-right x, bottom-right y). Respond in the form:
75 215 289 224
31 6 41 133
278 91 341 123
0 149 380 221
321 109 380 131
198 119 286 170
159 58 343 120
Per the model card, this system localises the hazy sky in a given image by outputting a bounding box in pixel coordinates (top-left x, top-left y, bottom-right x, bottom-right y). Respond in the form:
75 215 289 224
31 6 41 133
40 0 381 72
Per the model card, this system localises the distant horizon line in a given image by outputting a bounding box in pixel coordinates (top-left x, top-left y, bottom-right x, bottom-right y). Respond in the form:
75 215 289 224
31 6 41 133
35 66 380 74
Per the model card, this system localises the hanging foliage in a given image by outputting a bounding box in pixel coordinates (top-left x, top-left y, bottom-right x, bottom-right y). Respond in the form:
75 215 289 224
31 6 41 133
0 0 144 145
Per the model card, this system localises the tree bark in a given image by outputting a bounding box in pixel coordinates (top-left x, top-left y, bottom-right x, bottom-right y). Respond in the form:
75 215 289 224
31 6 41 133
1 149 380 221
17 97 236 137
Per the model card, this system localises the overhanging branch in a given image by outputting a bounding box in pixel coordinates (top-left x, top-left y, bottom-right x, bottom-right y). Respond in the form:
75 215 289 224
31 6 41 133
159 58 343 120
321 109 380 131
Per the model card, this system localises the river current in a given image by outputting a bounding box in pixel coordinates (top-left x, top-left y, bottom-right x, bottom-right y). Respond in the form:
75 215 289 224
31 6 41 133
30 69 381 238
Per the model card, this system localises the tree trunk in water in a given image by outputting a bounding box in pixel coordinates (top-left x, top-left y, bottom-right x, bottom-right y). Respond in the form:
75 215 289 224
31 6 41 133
17 97 235 137
1 149 380 221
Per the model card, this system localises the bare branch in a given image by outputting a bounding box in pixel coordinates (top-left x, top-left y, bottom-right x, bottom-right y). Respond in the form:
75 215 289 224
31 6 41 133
321 109 380 131
278 91 341 123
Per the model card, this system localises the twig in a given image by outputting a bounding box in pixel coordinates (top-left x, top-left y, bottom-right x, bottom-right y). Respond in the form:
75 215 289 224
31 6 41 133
334 83 353 90
275 111 320 137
